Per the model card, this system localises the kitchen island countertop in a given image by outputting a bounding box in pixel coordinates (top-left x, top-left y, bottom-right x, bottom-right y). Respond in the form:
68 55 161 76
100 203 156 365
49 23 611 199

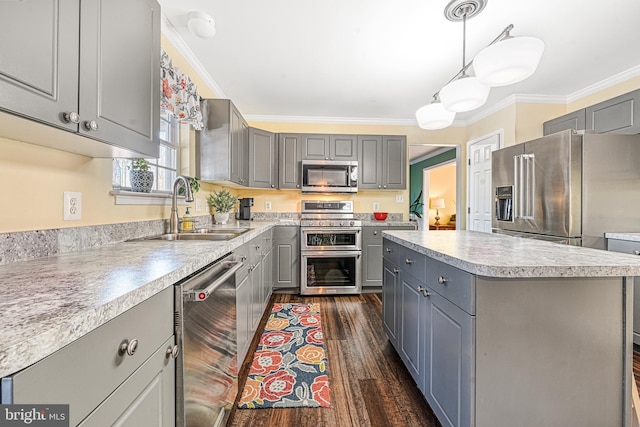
383 229 640 278
0 220 277 378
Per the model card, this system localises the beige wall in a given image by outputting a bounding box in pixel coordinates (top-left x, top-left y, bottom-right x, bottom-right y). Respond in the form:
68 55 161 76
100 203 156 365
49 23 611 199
0 34 637 234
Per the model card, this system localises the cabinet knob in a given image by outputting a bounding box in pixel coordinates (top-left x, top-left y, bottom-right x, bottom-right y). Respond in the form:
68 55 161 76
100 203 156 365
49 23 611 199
438 276 447 284
393 268 399 274
383 185 387 189
83 120 99 131
271 184 275 188
119 338 139 356
405 258 413 265
241 256 247 262
373 231 378 235
378 185 381 189
386 248 392 253
325 157 329 160
330 157 334 160
296 184 300 188
634 250 640 256
417 285 424 292
166 345 180 359
62 111 80 124
423 289 431 297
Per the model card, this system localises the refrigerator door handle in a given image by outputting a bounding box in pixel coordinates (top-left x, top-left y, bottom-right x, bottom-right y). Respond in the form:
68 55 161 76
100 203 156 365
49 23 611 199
521 154 535 220
527 154 535 220
514 155 524 219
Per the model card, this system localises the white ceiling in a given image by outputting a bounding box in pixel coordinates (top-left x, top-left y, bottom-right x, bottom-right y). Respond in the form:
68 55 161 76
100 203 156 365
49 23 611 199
159 0 640 128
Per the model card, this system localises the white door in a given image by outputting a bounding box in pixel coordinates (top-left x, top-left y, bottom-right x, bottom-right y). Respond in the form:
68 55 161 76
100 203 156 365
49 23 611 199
467 132 501 232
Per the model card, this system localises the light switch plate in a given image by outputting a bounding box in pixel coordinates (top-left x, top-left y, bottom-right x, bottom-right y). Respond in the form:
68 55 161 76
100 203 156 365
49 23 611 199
63 191 82 221
195 198 202 212
373 202 380 211
265 201 272 211
396 195 404 203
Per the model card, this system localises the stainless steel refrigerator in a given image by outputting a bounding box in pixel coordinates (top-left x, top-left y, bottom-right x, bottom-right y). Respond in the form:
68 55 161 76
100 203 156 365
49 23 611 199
492 129 640 249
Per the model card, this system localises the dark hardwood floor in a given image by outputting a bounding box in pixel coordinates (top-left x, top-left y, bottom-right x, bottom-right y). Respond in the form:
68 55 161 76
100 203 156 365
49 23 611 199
228 293 441 427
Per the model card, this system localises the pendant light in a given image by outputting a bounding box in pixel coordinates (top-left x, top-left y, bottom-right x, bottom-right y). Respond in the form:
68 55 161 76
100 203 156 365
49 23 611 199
439 2 490 112
473 32 545 86
414 0 544 130
416 96 456 130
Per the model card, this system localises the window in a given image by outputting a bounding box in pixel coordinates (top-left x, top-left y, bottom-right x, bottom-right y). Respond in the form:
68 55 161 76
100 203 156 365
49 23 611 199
112 112 179 193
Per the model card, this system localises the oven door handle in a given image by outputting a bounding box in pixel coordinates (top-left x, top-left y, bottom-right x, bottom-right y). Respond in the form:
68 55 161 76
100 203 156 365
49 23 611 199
301 228 361 233
301 250 362 257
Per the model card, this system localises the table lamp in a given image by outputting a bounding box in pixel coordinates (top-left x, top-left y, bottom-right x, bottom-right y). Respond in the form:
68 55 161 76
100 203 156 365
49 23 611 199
430 198 445 225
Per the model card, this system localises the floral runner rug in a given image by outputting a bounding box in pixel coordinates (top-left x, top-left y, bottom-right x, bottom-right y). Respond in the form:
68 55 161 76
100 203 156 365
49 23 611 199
238 302 331 409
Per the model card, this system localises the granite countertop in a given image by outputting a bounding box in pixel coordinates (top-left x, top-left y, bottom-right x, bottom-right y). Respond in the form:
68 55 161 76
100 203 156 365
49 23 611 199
0 220 278 378
383 230 640 279
605 232 640 242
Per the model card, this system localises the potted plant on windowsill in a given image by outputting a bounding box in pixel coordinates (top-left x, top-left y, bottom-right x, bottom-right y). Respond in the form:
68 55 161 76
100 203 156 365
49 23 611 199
130 158 153 193
207 189 238 224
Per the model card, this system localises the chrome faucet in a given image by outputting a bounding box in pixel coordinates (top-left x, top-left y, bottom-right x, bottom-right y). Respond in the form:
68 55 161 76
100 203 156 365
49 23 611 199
170 175 195 234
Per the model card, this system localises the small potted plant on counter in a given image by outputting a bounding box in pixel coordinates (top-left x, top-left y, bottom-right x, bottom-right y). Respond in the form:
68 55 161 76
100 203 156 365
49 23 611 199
130 158 153 193
207 189 238 224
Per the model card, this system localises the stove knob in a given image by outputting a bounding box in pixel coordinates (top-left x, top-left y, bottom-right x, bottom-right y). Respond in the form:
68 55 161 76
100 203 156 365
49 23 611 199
319 221 324 226
350 221 355 226
339 221 345 226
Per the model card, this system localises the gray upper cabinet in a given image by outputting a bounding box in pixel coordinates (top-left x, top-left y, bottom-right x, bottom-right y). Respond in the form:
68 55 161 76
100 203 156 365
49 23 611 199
197 99 249 185
586 89 640 134
301 134 358 160
358 135 407 189
248 127 277 188
543 110 586 135
301 134 331 160
278 133 302 189
0 0 160 158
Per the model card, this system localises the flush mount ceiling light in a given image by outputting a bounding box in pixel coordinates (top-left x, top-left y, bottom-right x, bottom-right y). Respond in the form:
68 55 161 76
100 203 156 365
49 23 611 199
416 0 544 130
187 11 216 39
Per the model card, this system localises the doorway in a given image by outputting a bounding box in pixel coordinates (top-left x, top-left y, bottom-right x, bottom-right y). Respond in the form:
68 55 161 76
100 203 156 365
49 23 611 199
466 130 503 232
423 161 457 230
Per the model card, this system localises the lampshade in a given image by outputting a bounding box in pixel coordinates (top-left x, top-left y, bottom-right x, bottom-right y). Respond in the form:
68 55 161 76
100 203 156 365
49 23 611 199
439 75 490 112
415 101 456 130
187 11 216 39
473 36 545 87
429 198 445 209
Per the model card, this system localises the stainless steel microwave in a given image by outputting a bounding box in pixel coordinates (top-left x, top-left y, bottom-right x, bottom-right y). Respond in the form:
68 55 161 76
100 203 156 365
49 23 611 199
301 160 358 193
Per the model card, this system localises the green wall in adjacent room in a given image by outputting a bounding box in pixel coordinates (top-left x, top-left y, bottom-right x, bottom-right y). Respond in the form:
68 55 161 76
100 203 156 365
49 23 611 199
409 149 457 217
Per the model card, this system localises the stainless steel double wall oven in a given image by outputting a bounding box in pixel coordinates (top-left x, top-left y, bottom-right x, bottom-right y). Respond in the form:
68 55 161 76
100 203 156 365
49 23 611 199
300 200 362 295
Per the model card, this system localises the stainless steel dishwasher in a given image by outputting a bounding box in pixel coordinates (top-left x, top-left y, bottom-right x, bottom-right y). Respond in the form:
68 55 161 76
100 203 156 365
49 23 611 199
174 253 243 427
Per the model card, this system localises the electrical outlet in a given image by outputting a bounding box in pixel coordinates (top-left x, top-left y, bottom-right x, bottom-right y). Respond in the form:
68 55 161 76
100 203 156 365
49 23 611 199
63 191 82 221
195 198 202 212
265 201 272 211
396 194 404 203
373 202 380 211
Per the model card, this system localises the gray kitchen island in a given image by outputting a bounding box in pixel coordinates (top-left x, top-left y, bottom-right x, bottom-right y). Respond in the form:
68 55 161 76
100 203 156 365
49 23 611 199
382 230 640 427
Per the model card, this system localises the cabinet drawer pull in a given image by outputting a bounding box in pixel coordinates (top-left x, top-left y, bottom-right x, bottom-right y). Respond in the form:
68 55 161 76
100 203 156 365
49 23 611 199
83 120 99 131
393 268 399 274
62 111 80 124
405 258 413 264
438 276 447 284
119 338 139 356
166 345 180 359
386 248 392 253
422 289 431 297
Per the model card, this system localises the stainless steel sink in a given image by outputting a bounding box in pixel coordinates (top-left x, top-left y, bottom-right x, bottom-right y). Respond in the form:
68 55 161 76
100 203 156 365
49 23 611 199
131 228 252 242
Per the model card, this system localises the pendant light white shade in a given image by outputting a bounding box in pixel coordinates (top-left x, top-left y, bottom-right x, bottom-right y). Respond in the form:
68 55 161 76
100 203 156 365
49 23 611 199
473 36 545 87
416 101 456 130
187 11 216 39
439 75 490 112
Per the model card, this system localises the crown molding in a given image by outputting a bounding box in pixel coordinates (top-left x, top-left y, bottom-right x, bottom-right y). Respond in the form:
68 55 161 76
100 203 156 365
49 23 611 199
161 14 227 99
566 64 640 103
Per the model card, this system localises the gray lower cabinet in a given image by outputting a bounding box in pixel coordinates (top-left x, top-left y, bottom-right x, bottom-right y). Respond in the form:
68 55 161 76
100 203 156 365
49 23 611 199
543 110 586 135
382 259 400 347
358 135 407 189
273 226 300 290
0 0 161 158
198 99 249 185
607 237 640 345
249 127 278 188
586 88 640 134
3 287 175 426
363 226 415 288
278 133 302 189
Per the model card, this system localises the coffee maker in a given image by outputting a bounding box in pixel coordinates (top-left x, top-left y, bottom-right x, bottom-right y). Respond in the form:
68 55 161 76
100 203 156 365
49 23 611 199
238 198 253 220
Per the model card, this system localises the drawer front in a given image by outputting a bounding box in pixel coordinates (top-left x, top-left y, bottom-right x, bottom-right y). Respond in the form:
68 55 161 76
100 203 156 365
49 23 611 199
396 245 426 282
383 238 401 265
607 239 640 256
9 287 173 425
363 226 385 241
425 258 475 315
234 243 250 282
